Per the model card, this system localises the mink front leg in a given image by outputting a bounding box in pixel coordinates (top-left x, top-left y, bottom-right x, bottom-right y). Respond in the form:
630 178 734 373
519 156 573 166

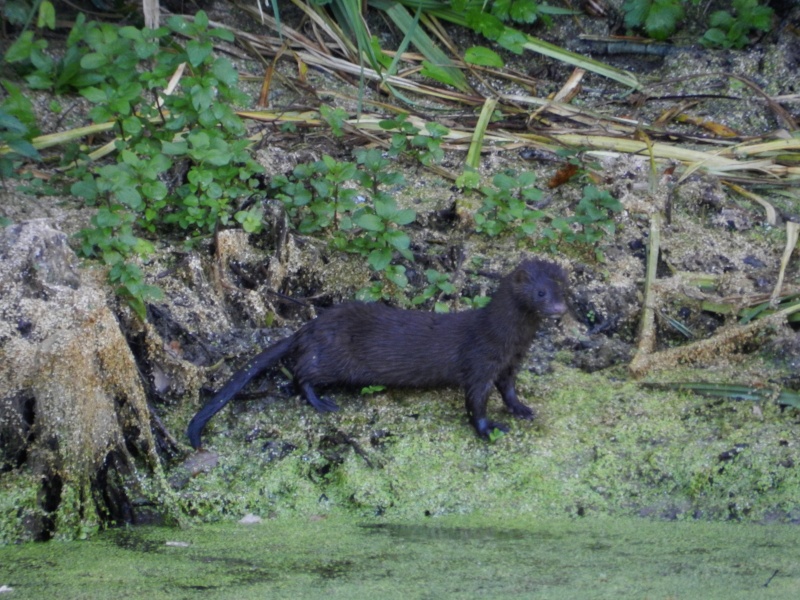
465 381 509 438
495 368 535 420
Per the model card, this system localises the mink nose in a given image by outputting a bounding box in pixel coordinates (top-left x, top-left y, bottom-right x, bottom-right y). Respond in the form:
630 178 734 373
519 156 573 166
546 302 567 318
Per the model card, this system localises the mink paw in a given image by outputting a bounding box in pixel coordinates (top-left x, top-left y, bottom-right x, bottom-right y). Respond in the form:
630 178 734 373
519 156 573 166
474 418 509 439
507 402 535 420
308 395 340 413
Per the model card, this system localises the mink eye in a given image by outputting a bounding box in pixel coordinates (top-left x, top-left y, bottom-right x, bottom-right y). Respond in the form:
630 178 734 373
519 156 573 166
537 290 546 298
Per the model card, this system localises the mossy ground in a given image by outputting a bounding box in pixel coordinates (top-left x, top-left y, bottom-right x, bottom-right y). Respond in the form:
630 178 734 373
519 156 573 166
171 366 800 525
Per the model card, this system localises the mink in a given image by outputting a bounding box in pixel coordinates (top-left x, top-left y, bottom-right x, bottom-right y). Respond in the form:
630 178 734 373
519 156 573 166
187 258 568 448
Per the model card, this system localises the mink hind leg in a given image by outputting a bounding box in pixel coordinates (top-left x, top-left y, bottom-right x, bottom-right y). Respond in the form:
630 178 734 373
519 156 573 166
465 381 509 438
495 367 535 420
299 381 340 412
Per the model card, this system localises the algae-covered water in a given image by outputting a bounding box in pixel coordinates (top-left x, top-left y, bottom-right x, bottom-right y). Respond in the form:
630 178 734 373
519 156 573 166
0 515 797 599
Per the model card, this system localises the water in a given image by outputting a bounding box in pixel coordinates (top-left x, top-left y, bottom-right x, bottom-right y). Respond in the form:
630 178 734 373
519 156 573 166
1 515 797 599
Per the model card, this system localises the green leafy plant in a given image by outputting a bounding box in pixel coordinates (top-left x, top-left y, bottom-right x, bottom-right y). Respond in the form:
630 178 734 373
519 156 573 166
333 193 416 271
361 385 387 394
378 114 448 166
0 81 40 178
271 155 360 233
546 185 623 261
5 10 264 317
461 294 491 309
76 206 163 319
108 261 164 320
473 168 621 261
621 0 774 46
621 0 685 41
76 18 260 219
355 145 406 193
475 171 544 238
410 122 449 166
701 0 774 49
458 0 576 53
355 264 412 302
411 269 457 311
319 105 350 137
380 113 420 158
487 427 506 443
270 147 417 300
4 7 107 93
1 0 37 27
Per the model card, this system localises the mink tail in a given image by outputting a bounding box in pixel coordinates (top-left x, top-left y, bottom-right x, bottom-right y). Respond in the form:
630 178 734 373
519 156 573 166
186 336 294 449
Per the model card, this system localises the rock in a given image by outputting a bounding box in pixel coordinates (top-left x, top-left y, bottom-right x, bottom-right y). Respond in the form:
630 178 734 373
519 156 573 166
238 513 262 524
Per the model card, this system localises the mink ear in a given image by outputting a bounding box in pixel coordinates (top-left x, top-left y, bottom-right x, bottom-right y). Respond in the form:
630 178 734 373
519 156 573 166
514 268 530 284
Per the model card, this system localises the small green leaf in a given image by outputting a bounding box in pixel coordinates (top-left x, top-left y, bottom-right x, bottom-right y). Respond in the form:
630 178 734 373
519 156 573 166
434 302 450 313
496 28 527 54
385 230 411 251
392 208 416 226
80 53 108 69
420 61 461 88
194 10 209 30
368 248 392 271
80 86 107 103
385 265 408 288
509 0 539 24
493 173 517 190
38 1 56 30
122 116 142 135
142 181 168 201
487 428 505 443
464 46 504 68
355 213 385 232
644 0 684 40
361 385 386 394
425 122 450 138
622 0 649 28
748 5 774 31
71 177 98 201
709 10 734 29
94 207 122 228
186 40 212 67
211 57 239 86
208 28 235 42
374 197 397 219
191 85 214 111
118 26 143 40
161 140 189 156
4 31 35 63
468 10 505 40
7 139 39 159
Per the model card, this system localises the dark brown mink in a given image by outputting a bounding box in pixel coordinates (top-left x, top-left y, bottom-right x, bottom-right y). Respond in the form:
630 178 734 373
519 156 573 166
187 258 568 449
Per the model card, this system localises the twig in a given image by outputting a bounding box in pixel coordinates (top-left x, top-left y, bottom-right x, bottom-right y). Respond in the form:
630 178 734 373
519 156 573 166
629 302 800 377
629 212 662 373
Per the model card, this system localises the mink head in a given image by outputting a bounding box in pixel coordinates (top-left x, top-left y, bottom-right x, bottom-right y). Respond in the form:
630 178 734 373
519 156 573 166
511 259 568 318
